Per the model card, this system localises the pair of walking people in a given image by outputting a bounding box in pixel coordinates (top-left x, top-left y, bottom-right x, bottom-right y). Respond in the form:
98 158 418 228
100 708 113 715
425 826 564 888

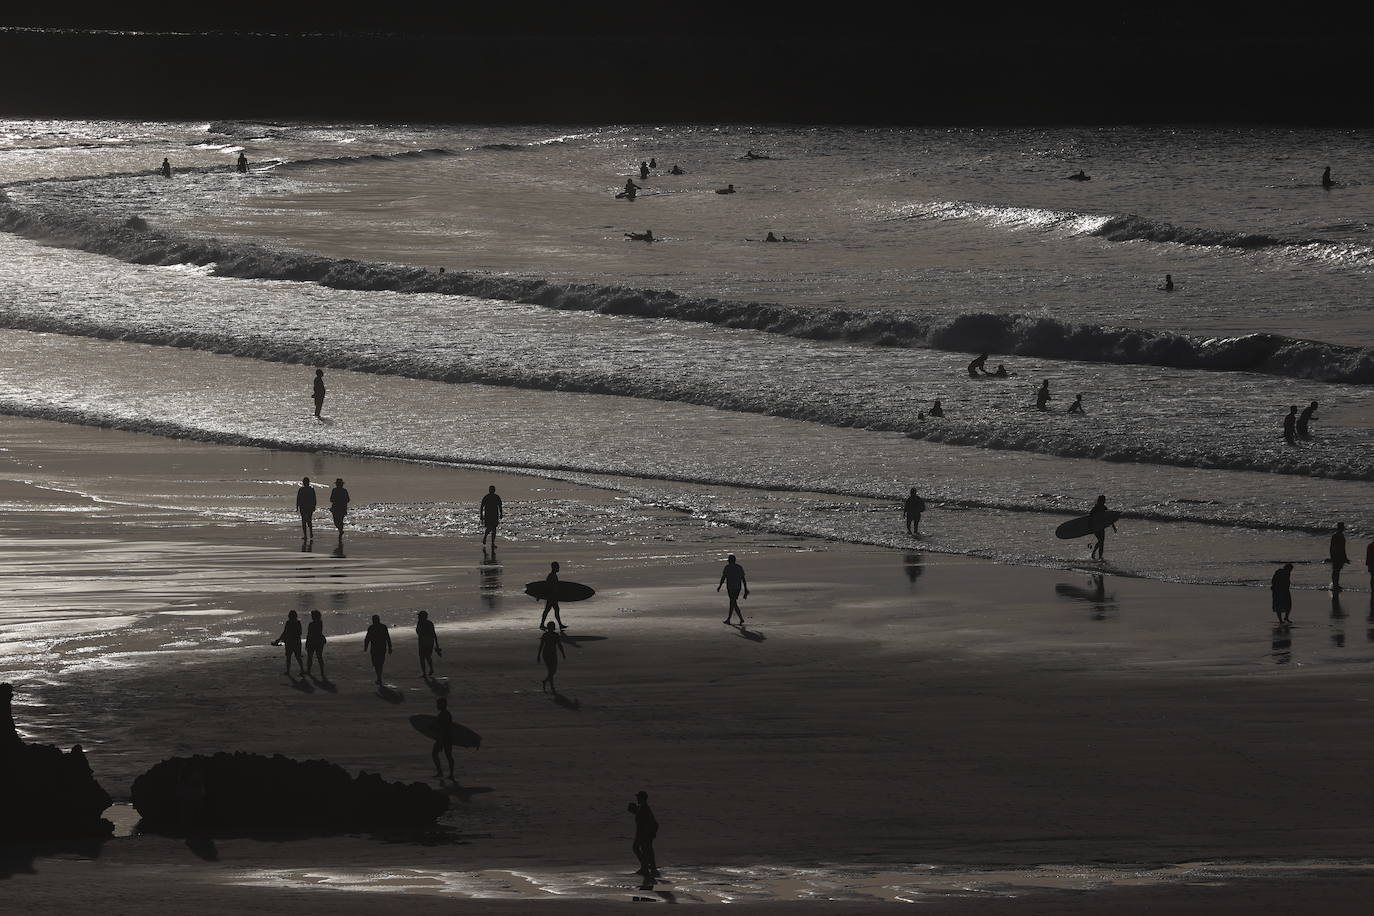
272 609 328 677
296 477 350 542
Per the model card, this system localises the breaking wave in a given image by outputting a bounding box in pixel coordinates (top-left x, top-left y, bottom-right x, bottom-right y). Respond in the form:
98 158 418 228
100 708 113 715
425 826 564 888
1 197 1372 386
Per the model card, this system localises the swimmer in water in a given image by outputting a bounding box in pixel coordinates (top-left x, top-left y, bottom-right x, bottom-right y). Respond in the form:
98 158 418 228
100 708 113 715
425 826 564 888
625 229 655 242
1035 380 1052 410
1067 393 1085 414
716 184 736 194
765 232 780 242
1159 274 1174 291
669 164 685 175
928 400 944 417
1067 169 1090 181
992 364 1008 378
1322 166 1334 188
967 353 990 377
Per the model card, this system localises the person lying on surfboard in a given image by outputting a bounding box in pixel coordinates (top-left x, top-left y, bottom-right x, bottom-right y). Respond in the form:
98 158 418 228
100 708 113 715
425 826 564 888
625 229 655 242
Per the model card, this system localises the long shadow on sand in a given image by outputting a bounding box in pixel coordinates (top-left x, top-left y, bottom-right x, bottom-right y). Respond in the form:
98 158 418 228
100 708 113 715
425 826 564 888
288 675 315 694
424 677 451 696
730 624 765 642
551 692 581 711
439 783 495 805
561 635 608 648
377 685 404 704
309 674 338 693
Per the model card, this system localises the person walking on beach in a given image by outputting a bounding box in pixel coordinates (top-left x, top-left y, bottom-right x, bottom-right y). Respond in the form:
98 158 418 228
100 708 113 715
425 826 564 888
312 369 326 419
540 561 566 630
537 621 566 693
1297 401 1319 439
1271 563 1294 625
160 157 171 178
330 478 350 538
431 696 455 780
1035 380 1052 411
1283 406 1298 445
363 614 392 685
628 790 659 877
416 610 442 677
902 487 925 536
296 477 316 542
305 610 327 678
480 485 503 547
1330 522 1349 592
1088 494 1116 562
272 610 306 677
717 554 749 625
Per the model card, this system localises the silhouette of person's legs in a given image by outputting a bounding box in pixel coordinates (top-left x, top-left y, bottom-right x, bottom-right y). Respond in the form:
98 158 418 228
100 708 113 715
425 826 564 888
371 651 386 685
725 588 743 624
542 655 557 693
432 739 454 779
540 600 564 629
420 646 435 677
306 645 325 677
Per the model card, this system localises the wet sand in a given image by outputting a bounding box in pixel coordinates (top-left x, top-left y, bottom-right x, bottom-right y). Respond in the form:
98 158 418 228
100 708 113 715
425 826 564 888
4 416 1374 912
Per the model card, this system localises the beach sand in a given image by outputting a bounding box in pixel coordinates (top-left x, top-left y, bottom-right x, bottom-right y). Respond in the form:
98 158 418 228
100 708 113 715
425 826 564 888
4 416 1374 913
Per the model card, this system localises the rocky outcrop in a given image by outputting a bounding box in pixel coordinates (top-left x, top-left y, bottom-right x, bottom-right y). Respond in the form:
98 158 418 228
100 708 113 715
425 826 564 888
131 751 448 836
0 683 114 842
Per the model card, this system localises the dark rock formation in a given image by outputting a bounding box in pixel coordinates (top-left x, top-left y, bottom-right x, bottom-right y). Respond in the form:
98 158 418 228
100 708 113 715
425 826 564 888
131 751 448 836
0 683 114 843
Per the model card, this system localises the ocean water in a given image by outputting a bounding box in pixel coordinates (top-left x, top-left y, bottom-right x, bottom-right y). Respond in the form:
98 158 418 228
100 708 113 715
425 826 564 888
0 119 1370 588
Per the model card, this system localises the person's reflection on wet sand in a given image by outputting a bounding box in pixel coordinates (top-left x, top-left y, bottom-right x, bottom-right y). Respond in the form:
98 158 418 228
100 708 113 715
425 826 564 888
480 549 502 593
903 553 924 584
1330 592 1346 648
1271 625 1292 665
1054 574 1117 620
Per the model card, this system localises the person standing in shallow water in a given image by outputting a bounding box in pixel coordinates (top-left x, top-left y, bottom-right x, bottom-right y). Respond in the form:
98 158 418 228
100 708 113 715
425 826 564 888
1297 401 1319 439
902 487 925 536
330 478 350 538
717 554 749 624
1282 406 1298 445
1329 522 1349 592
305 610 326 678
312 369 326 419
1035 380 1051 410
1271 563 1294 625
363 614 392 685
236 151 248 173
296 477 316 542
537 621 565 693
272 609 305 677
416 610 441 677
480 485 503 547
160 157 171 178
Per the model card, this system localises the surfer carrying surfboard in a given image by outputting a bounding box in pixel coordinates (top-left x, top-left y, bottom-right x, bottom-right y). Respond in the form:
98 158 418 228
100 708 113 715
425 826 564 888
539 562 567 630
1088 495 1116 562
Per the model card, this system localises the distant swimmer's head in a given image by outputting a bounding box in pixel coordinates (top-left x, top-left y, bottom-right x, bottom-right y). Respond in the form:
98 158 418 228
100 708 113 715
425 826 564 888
371 615 381 624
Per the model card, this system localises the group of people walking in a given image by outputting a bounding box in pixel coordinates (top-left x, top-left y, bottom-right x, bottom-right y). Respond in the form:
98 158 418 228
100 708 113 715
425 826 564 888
295 476 350 545
271 608 442 684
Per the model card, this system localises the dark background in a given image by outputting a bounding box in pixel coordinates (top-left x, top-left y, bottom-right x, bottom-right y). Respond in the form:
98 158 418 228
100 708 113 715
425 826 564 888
0 10 1369 124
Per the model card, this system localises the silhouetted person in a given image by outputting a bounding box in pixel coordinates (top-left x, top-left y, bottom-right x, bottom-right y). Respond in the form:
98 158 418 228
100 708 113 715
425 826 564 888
992 363 1008 378
312 369 325 418
716 183 736 194
363 614 392 684
1271 563 1294 625
1322 166 1334 188
928 400 944 417
272 609 305 676
330 478 349 537
623 177 640 200
648 157 657 168
416 610 441 677
1036 380 1052 411
639 161 650 180
1330 522 1349 592
625 229 654 242
717 554 749 624
629 790 659 876
431 696 455 779
480 485 504 546
296 476 316 541
537 621 565 693
967 353 989 377
236 151 248 173
160 158 171 178
1088 494 1116 562
902 487 925 536
1160 274 1174 291
1067 394 1084 414
1283 405 1298 445
765 231 780 242
668 164 684 175
1297 400 1318 439
1067 169 1089 180
540 561 566 630
305 609 326 677
1366 540 1374 590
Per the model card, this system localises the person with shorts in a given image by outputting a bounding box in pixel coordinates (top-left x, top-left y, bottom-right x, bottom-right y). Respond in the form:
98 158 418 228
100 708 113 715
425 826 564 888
717 554 749 625
480 485 503 547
